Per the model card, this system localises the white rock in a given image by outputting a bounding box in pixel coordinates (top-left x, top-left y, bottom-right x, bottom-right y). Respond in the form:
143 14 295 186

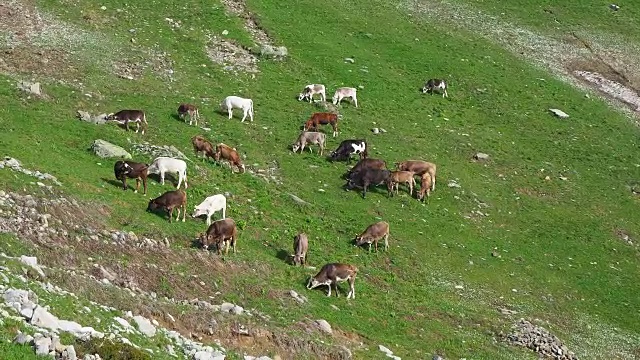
549 108 569 118
62 345 77 360
114 317 132 329
31 306 60 330
314 319 332 335
379 345 393 355
13 332 33 345
34 336 52 356
344 58 355 63
222 30 229 35
132 315 156 337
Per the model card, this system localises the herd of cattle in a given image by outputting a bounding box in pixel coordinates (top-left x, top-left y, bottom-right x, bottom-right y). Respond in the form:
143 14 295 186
108 78 447 299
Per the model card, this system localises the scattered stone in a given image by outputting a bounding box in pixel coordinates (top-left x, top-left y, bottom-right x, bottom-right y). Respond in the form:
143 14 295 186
448 180 461 188
432 355 444 360
131 142 189 161
259 45 288 58
19 256 45 277
132 315 156 337
77 110 109 125
90 140 132 159
314 319 332 335
344 58 355 63
609 4 620 11
62 345 77 360
474 152 490 161
14 332 34 345
222 30 229 35
504 319 578 359
34 335 52 356
17 81 42 96
288 193 309 206
549 108 569 119
372 128 380 134
289 290 307 304
0 157 62 185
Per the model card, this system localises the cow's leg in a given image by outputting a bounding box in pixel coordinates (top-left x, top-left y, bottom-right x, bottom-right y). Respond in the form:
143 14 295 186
183 171 188 189
134 178 140 193
362 182 368 199
241 108 247 122
231 237 236 253
206 215 212 226
160 171 165 185
121 177 128 191
443 88 448 98
182 204 186 222
142 177 147 196
353 96 358 108
325 283 332 297
176 172 182 189
347 277 355 299
168 208 173 223
222 206 226 219
384 233 389 251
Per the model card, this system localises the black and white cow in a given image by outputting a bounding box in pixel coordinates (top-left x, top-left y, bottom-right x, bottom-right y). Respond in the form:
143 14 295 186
329 139 367 163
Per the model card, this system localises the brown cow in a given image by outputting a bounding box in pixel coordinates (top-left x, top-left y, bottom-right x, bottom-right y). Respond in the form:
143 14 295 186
114 160 149 195
417 173 433 202
214 143 245 173
178 103 200 126
106 110 148 135
191 135 215 160
354 221 390 252
199 218 238 255
387 171 416 197
307 263 358 299
292 233 309 266
395 160 436 191
303 112 339 137
347 158 387 178
147 190 187 223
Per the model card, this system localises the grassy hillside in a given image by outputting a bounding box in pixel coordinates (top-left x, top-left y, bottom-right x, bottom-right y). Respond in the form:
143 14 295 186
1 0 639 359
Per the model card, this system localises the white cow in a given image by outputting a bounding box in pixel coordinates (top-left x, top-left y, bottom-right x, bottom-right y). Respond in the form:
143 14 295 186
298 84 326 103
332 87 358 108
221 96 254 122
192 194 226 225
147 157 188 189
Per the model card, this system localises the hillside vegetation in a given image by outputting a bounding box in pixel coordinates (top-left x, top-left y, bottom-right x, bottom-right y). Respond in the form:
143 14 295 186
1 0 639 359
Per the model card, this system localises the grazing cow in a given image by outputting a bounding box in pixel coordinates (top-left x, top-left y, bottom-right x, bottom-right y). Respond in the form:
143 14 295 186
298 84 326 103
292 233 309 266
199 218 238 255
147 189 187 223
113 160 149 195
192 194 226 226
221 96 254 122
329 139 367 163
346 158 387 178
307 263 358 299
303 112 339 137
148 157 189 189
178 103 200 126
292 131 326 156
191 135 215 160
332 87 358 108
354 221 390 252
417 173 433 202
106 110 148 135
395 160 436 191
387 170 416 197
422 79 448 98
214 143 245 173
346 167 391 198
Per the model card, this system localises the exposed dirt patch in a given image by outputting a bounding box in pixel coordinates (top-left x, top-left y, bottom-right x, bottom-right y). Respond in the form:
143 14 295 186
0 46 80 79
219 0 273 46
205 34 259 74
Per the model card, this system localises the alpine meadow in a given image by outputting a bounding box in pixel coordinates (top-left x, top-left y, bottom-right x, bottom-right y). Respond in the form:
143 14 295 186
0 0 639 359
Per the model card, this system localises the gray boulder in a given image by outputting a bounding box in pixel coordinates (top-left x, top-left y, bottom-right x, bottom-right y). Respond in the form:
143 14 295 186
18 81 42 96
259 45 288 58
91 140 132 159
77 110 109 125
132 315 156 337
549 108 569 119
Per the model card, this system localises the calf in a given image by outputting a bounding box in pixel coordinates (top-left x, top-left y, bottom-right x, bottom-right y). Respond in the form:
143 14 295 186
221 95 254 122
178 103 200 126
346 168 391 198
148 157 189 189
329 139 367 163
147 189 187 223
307 263 357 299
192 194 226 225
106 110 148 135
292 233 309 266
214 143 245 173
303 112 339 137
113 160 149 195
354 221 390 252
298 84 326 103
422 79 448 98
199 218 238 255
387 170 416 197
191 135 215 160
417 173 433 202
332 87 358 108
347 158 387 178
292 131 326 156
395 160 436 191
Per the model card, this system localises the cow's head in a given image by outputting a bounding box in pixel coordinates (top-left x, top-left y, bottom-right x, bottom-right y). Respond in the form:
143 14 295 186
307 276 321 290
192 206 207 218
105 113 116 120
292 143 301 153
147 199 160 212
421 86 429 93
354 234 370 246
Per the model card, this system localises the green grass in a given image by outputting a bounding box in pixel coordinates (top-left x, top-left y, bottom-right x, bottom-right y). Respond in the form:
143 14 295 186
0 0 639 358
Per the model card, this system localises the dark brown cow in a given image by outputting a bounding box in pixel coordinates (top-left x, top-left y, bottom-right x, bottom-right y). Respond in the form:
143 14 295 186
347 158 387 178
106 110 148 135
303 112 339 137
114 160 149 195
147 190 187 223
214 143 245 173
199 218 238 255
178 103 200 126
